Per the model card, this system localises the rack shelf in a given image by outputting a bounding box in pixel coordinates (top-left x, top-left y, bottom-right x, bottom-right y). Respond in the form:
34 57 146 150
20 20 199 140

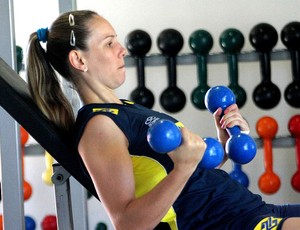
125 49 291 67
255 136 295 149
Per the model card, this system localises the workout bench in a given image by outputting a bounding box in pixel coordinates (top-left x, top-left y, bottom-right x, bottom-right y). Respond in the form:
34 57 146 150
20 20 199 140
0 57 98 228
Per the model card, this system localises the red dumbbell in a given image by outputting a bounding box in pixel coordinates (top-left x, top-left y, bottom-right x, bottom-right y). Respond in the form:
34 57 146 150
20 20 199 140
288 114 300 192
256 116 281 194
41 215 57 230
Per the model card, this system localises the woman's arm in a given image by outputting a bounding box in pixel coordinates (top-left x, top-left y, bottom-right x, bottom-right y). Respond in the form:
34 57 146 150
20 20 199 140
78 115 205 230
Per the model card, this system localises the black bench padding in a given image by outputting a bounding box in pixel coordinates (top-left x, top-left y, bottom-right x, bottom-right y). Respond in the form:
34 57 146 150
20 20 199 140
0 57 98 199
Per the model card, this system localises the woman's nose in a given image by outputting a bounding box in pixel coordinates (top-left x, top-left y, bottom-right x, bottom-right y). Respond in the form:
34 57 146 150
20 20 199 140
120 44 128 57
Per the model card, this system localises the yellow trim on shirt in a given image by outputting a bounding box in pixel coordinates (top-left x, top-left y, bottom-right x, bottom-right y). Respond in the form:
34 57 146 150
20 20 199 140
131 155 178 229
92 108 119 115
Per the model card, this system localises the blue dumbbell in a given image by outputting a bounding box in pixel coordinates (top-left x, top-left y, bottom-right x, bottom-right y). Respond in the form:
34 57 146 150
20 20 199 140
25 215 36 230
229 163 249 188
147 119 224 169
204 85 257 164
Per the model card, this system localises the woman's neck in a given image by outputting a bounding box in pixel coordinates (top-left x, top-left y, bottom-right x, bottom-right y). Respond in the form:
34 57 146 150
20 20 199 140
75 75 123 105
77 86 122 105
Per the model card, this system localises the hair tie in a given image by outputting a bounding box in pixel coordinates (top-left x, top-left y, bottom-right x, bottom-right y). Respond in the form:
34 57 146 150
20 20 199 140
37 28 48 43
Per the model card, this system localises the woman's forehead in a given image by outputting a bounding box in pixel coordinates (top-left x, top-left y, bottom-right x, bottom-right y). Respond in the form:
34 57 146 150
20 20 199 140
89 16 116 38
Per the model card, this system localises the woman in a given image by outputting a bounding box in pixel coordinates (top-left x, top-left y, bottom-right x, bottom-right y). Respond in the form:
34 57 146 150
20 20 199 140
26 10 300 230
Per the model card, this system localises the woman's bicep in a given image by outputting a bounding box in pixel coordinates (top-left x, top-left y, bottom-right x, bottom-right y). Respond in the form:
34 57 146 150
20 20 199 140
78 115 135 218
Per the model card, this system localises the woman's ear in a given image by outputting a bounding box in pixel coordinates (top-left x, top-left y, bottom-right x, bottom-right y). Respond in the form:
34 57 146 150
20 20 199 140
68 50 87 72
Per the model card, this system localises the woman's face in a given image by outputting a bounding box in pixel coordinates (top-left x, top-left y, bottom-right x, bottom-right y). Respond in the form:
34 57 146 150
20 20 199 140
83 15 127 90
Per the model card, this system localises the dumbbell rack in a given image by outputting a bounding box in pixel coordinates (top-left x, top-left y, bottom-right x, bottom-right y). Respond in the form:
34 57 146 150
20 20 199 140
124 49 295 149
124 49 290 66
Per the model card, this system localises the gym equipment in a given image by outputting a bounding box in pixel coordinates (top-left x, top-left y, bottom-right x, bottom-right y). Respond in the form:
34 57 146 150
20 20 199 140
20 126 32 201
250 23 281 109
95 222 108 230
219 30 249 179
16 45 23 74
219 28 247 108
256 116 281 194
288 114 300 192
0 57 97 196
281 22 300 108
17 46 32 200
41 215 57 230
25 215 36 230
42 151 54 185
229 163 249 188
205 85 257 164
157 29 186 113
125 29 155 108
189 29 213 110
147 119 182 153
1 1 88 229
147 119 224 169
0 57 95 228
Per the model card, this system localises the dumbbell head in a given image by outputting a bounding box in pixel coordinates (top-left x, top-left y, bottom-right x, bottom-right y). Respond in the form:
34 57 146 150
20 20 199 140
157 29 184 56
204 86 236 114
226 133 257 164
189 29 213 55
256 116 278 139
281 21 300 50
198 137 224 169
249 23 278 52
41 215 57 230
25 216 36 230
125 29 152 57
219 28 245 54
147 119 182 153
288 114 300 137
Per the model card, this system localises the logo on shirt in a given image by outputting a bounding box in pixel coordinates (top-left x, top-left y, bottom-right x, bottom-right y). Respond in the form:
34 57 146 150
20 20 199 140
254 216 283 230
145 116 160 127
145 116 184 128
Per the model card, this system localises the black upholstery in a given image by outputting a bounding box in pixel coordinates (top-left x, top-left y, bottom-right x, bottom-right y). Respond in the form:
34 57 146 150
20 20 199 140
0 57 98 199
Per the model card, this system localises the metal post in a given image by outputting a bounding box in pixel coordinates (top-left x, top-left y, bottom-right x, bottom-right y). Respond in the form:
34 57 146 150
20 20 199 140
70 177 89 230
52 164 74 230
0 109 25 230
0 0 16 68
58 0 77 13
0 0 25 229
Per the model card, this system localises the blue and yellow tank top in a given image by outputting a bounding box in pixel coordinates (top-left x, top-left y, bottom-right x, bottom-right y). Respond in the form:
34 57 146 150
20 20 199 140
74 100 270 230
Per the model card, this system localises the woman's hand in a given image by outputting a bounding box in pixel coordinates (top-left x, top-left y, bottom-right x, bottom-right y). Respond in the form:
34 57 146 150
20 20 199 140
168 127 206 175
213 104 250 146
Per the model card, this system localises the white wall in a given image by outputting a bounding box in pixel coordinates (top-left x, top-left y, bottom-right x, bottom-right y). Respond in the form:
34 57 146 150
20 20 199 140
6 0 300 229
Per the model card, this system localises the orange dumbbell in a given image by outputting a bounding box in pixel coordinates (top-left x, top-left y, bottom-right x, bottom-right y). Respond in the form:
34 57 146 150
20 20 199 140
20 126 33 201
256 116 281 194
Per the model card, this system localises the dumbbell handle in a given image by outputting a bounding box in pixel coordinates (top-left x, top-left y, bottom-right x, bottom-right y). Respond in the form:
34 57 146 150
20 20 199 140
263 137 274 172
296 138 300 168
227 126 240 136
